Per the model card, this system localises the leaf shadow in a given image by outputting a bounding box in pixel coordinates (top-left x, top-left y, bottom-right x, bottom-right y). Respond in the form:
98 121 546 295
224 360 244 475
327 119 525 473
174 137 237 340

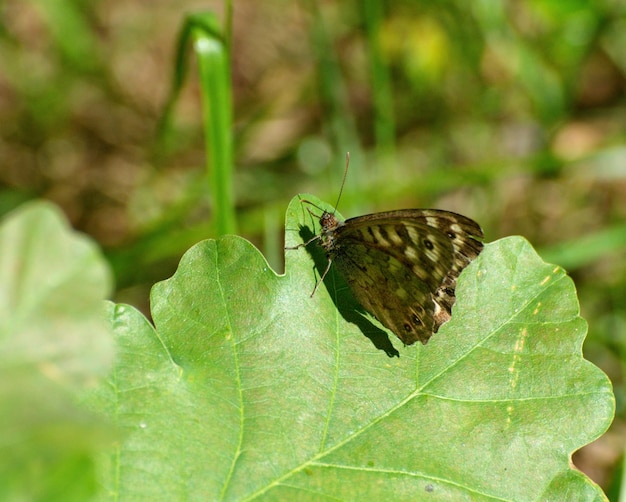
297 224 400 358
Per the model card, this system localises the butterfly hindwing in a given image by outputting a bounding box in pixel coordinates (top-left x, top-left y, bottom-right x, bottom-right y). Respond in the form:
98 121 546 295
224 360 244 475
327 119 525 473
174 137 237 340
317 209 484 345
333 233 450 344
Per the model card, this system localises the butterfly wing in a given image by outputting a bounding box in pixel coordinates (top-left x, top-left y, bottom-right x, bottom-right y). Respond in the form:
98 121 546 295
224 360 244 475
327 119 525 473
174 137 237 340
328 209 483 345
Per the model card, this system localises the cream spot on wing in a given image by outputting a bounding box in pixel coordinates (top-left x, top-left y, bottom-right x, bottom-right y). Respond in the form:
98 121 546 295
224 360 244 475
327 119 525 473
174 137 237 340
406 226 420 244
411 264 429 280
372 227 390 246
358 228 374 243
425 217 438 227
424 243 439 263
388 228 403 246
450 223 462 234
404 246 419 260
433 301 442 315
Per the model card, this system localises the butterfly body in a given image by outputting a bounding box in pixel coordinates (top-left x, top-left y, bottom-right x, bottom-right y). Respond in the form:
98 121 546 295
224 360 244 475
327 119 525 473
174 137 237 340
316 208 483 345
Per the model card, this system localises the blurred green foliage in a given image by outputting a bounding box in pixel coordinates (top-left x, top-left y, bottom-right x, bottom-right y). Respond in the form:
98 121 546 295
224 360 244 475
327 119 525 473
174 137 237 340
0 0 625 494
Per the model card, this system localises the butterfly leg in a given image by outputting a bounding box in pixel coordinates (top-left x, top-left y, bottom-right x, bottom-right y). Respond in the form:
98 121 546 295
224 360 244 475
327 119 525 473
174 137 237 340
310 257 333 297
285 234 321 250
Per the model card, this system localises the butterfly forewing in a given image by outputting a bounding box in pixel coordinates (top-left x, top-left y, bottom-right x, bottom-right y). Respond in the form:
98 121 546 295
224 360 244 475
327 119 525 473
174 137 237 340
317 209 484 345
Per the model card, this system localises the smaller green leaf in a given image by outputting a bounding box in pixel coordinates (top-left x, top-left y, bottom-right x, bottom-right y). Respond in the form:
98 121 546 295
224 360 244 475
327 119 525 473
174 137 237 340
0 201 115 501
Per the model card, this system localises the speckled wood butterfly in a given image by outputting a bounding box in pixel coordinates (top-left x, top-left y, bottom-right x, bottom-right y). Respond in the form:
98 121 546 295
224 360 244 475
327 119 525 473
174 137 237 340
292 161 484 346
310 207 484 345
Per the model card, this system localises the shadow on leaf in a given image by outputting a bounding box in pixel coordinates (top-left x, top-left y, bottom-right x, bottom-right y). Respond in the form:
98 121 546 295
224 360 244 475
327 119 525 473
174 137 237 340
296 224 400 358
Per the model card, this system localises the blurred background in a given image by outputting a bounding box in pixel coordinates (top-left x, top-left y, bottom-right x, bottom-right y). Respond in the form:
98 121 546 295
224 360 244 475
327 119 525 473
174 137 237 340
0 0 624 495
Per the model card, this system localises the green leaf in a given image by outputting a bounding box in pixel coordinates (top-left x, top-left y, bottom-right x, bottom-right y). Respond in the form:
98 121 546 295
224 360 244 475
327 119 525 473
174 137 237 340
0 201 115 501
93 195 614 500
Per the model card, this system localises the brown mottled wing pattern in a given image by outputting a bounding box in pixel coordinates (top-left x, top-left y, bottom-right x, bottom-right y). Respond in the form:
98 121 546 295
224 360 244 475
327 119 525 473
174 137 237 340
319 209 484 345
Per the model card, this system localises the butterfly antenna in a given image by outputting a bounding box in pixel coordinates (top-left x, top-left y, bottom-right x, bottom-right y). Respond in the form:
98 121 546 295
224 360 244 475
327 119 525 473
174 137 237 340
332 152 350 215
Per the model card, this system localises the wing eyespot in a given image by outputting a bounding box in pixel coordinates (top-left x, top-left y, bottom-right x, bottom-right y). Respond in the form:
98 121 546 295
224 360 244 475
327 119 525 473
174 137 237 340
423 239 434 250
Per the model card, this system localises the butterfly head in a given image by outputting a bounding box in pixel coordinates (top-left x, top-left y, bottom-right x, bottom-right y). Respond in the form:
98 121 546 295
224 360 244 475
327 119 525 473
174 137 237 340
299 199 343 237
319 211 341 232
316 210 343 254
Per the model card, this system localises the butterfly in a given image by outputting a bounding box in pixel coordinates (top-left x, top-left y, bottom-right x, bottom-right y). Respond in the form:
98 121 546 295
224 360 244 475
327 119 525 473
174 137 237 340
296 203 484 345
